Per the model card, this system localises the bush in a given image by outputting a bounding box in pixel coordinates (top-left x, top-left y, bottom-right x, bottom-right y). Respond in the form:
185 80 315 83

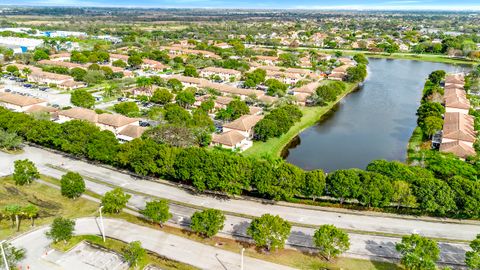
254 105 303 141
113 102 139 116
60 172 85 199
71 89 95 109
190 209 225 238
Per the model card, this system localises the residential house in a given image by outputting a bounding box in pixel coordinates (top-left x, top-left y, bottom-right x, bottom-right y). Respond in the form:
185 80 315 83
97 113 140 134
222 114 264 138
49 52 71 61
0 92 47 112
254 55 279 66
117 125 148 142
57 107 98 123
200 67 241 81
27 71 76 86
211 130 252 151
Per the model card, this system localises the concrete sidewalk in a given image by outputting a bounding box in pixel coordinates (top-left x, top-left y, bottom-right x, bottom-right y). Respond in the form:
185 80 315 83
9 217 295 270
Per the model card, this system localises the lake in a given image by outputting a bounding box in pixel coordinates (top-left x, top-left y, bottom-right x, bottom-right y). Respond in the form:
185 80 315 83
283 58 470 172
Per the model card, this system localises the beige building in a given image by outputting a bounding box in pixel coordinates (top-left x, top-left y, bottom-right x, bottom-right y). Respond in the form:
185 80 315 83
0 92 47 112
27 71 76 86
211 130 252 151
117 125 148 142
223 114 264 138
200 67 241 81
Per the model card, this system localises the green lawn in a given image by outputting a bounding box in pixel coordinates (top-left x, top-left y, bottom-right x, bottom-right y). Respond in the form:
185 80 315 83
0 175 99 240
243 82 358 159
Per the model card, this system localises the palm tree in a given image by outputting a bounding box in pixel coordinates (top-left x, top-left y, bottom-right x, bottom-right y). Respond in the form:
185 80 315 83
22 67 32 76
4 204 22 231
22 204 39 227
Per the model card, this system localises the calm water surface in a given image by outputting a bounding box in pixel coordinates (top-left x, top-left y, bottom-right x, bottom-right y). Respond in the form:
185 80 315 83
283 58 469 172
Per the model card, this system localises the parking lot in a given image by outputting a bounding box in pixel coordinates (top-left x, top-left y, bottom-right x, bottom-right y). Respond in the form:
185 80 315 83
49 241 129 270
1 77 72 107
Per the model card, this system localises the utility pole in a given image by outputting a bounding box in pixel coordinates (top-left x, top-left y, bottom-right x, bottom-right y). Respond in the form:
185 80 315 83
0 240 9 270
240 247 245 270
99 206 106 242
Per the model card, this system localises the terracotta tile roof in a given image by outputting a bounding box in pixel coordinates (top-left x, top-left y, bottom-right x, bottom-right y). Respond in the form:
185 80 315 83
25 105 58 113
255 55 279 61
223 115 264 132
294 92 311 102
29 70 73 82
118 125 147 139
161 47 221 59
0 92 46 107
331 64 353 73
98 113 139 128
142 59 166 69
248 106 263 115
444 87 466 100
445 74 464 86
12 64 42 73
440 140 476 159
251 65 314 76
266 70 303 79
110 54 129 61
215 96 234 105
37 59 84 69
293 82 321 94
169 75 264 97
258 95 278 104
58 107 98 122
50 53 71 59
444 95 471 110
443 112 476 143
201 67 241 75
212 130 246 147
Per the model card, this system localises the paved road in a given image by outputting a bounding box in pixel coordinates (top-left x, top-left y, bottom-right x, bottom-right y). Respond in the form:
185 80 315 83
9 217 293 270
34 172 470 267
0 146 474 266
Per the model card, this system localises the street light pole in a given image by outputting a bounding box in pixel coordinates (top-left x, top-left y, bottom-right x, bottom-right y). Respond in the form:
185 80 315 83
0 240 9 270
240 247 245 270
99 206 106 243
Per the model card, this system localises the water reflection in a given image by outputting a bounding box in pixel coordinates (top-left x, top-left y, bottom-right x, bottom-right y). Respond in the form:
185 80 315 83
284 58 470 172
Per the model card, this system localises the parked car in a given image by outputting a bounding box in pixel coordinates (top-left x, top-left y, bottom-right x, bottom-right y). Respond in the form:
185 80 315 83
5 89 11 92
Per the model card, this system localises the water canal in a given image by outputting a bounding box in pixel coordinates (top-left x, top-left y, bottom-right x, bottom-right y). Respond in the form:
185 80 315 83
283 58 470 172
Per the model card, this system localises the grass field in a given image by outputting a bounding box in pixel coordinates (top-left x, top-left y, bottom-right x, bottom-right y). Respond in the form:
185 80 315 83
0 175 99 240
243 82 358 159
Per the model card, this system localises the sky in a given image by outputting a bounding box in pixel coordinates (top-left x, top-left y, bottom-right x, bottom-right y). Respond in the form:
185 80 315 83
5 0 480 10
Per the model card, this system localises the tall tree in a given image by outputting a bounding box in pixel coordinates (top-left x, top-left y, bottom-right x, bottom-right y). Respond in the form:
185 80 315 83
190 209 226 238
123 241 146 268
70 89 95 109
395 234 440 270
13 159 39 186
101 188 131 214
247 214 291 251
22 204 39 227
46 217 76 243
141 199 172 227
392 181 417 209
466 234 480 270
302 169 326 201
4 204 22 231
313 224 350 261
60 172 86 199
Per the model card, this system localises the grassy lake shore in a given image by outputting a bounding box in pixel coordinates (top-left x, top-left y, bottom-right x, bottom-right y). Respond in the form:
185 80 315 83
243 82 358 159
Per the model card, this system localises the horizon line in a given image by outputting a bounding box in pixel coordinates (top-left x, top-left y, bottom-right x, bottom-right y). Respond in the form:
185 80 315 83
1 4 480 11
